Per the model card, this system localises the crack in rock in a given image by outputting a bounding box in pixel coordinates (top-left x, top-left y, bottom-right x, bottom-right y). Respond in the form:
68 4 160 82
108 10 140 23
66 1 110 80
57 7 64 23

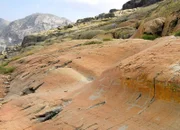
21 82 44 96
34 106 63 122
88 101 106 109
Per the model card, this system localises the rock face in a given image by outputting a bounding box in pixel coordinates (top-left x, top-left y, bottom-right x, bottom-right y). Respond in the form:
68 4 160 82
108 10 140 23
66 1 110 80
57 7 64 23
1 37 180 130
0 13 71 46
122 0 163 10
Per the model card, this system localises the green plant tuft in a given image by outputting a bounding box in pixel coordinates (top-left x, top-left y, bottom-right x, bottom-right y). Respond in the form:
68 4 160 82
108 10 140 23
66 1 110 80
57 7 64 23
174 30 180 36
0 65 15 74
83 41 103 45
103 38 112 41
142 34 158 40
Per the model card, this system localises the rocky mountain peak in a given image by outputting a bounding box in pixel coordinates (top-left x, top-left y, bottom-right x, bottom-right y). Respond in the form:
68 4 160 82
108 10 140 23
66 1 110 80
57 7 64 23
0 13 71 46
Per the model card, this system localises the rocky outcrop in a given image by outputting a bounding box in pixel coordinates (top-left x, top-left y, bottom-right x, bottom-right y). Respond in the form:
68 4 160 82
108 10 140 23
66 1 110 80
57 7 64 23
22 30 66 47
95 13 115 19
144 17 166 36
122 0 163 10
112 27 136 39
77 17 95 23
76 13 116 24
0 13 71 46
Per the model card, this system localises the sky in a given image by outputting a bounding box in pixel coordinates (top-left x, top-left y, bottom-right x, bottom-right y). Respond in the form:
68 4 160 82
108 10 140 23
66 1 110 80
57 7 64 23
0 0 129 22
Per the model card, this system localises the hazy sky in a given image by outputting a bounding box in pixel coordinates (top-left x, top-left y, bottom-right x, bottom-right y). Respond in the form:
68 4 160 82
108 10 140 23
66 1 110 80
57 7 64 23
0 0 129 22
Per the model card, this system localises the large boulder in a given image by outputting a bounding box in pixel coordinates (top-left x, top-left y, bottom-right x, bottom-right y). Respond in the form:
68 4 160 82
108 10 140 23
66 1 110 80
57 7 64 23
122 0 163 10
111 27 136 39
144 17 166 36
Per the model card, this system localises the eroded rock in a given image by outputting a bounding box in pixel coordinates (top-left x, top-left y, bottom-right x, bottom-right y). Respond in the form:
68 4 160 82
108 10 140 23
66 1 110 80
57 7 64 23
144 17 166 36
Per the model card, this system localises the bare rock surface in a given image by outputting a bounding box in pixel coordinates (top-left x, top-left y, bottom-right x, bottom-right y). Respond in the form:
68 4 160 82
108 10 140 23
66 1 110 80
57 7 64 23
0 37 180 129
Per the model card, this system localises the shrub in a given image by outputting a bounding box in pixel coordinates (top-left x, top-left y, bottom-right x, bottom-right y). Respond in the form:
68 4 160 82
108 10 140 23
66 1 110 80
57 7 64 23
174 30 180 36
77 17 95 23
95 13 115 19
0 63 15 74
103 38 112 41
142 34 158 40
109 9 118 13
64 24 73 29
83 41 103 45
1 61 9 67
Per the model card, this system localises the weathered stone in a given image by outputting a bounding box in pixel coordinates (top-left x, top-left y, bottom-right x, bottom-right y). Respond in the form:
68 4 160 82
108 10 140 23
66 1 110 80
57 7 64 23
144 17 166 36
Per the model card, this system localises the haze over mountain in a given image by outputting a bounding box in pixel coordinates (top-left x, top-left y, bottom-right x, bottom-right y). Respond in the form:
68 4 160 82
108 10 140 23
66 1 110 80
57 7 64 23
0 18 9 33
0 13 71 46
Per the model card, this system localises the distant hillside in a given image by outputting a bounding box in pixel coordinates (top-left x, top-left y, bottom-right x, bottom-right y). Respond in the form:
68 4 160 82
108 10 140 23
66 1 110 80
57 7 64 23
0 18 9 34
21 0 180 48
0 13 71 46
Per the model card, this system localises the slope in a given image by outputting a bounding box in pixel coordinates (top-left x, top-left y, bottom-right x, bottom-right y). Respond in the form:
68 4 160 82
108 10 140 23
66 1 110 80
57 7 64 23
0 36 180 130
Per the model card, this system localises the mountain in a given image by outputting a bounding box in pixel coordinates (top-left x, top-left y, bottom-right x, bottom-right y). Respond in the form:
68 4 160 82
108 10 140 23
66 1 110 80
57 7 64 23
0 18 9 33
0 13 71 45
122 0 163 10
22 0 180 47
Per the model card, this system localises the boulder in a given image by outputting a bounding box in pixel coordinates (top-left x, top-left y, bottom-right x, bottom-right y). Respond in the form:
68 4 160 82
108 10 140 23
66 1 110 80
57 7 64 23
144 17 166 36
112 27 136 39
76 17 95 24
22 35 47 47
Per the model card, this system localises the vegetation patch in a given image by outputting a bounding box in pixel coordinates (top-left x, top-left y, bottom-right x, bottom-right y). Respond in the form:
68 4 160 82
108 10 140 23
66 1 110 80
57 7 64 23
103 38 112 41
83 41 103 45
174 30 180 36
142 34 158 40
98 24 117 31
73 30 104 39
0 63 15 74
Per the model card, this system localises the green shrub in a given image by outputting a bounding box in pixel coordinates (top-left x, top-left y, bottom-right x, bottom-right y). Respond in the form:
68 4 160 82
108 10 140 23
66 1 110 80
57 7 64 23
83 41 103 45
174 30 180 36
142 34 158 40
103 38 112 41
1 61 9 67
0 65 15 74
